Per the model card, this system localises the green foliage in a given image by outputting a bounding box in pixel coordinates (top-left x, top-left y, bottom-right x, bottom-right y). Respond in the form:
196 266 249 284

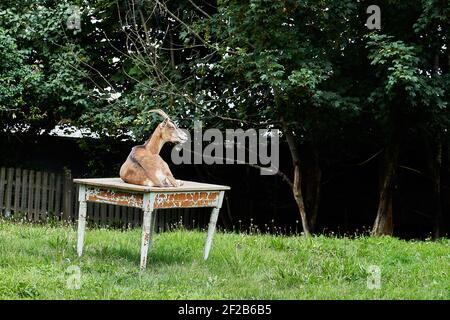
1 0 448 142
0 28 36 116
0 1 92 133
367 33 446 108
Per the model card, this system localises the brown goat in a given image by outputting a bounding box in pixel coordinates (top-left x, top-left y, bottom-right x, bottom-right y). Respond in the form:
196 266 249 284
119 109 188 187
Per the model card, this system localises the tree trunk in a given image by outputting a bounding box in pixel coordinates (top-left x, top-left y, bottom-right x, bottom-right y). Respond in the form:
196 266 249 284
285 131 311 236
169 31 176 69
431 137 443 239
442 139 450 237
292 163 311 236
303 144 321 232
372 142 399 236
430 53 444 238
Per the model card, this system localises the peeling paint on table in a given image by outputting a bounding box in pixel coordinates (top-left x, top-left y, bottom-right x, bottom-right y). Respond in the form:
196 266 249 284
74 178 229 270
86 187 144 208
154 191 220 208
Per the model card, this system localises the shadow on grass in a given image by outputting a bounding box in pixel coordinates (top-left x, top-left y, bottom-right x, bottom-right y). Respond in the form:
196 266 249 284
86 244 196 267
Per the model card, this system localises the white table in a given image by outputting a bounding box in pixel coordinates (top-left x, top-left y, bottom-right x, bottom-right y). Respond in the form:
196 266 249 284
73 178 230 270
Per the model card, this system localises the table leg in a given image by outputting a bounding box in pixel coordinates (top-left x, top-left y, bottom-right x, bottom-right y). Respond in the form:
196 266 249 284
140 194 155 270
150 210 158 235
204 207 219 260
77 186 87 257
204 191 225 260
77 201 87 256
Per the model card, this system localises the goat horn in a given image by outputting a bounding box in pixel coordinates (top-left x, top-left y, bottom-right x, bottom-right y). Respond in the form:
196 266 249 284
148 109 170 120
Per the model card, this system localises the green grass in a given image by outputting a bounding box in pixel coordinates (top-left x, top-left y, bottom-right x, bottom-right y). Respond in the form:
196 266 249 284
0 220 448 299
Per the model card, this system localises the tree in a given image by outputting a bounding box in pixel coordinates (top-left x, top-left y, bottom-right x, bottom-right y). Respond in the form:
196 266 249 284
414 0 450 238
0 1 93 134
194 0 363 235
0 27 37 130
72 0 365 235
366 0 449 236
13 0 445 237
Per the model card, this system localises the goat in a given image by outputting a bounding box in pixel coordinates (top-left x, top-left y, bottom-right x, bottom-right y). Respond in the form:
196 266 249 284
119 109 188 187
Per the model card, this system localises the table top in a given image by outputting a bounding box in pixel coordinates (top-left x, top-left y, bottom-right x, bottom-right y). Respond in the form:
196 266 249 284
73 177 230 192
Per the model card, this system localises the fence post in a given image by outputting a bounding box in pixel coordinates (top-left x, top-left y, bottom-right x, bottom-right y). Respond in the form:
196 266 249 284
5 168 14 218
73 184 79 222
54 173 62 218
62 168 73 222
41 172 48 221
14 168 21 215
48 173 55 216
27 170 34 221
33 171 41 221
0 167 5 216
20 169 28 214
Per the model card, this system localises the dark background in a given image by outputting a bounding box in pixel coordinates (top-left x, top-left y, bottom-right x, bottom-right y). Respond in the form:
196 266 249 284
1 131 448 239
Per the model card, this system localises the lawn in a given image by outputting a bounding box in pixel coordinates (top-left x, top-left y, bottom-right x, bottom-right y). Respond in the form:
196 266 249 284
0 220 448 299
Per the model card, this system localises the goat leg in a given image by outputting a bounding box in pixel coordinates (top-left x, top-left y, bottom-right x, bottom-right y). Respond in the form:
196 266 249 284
166 175 180 187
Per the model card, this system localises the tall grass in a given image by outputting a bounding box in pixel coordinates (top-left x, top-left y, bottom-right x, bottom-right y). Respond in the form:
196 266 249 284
0 220 448 299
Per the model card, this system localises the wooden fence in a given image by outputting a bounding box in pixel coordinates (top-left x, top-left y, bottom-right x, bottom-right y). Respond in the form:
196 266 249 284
0 167 209 231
